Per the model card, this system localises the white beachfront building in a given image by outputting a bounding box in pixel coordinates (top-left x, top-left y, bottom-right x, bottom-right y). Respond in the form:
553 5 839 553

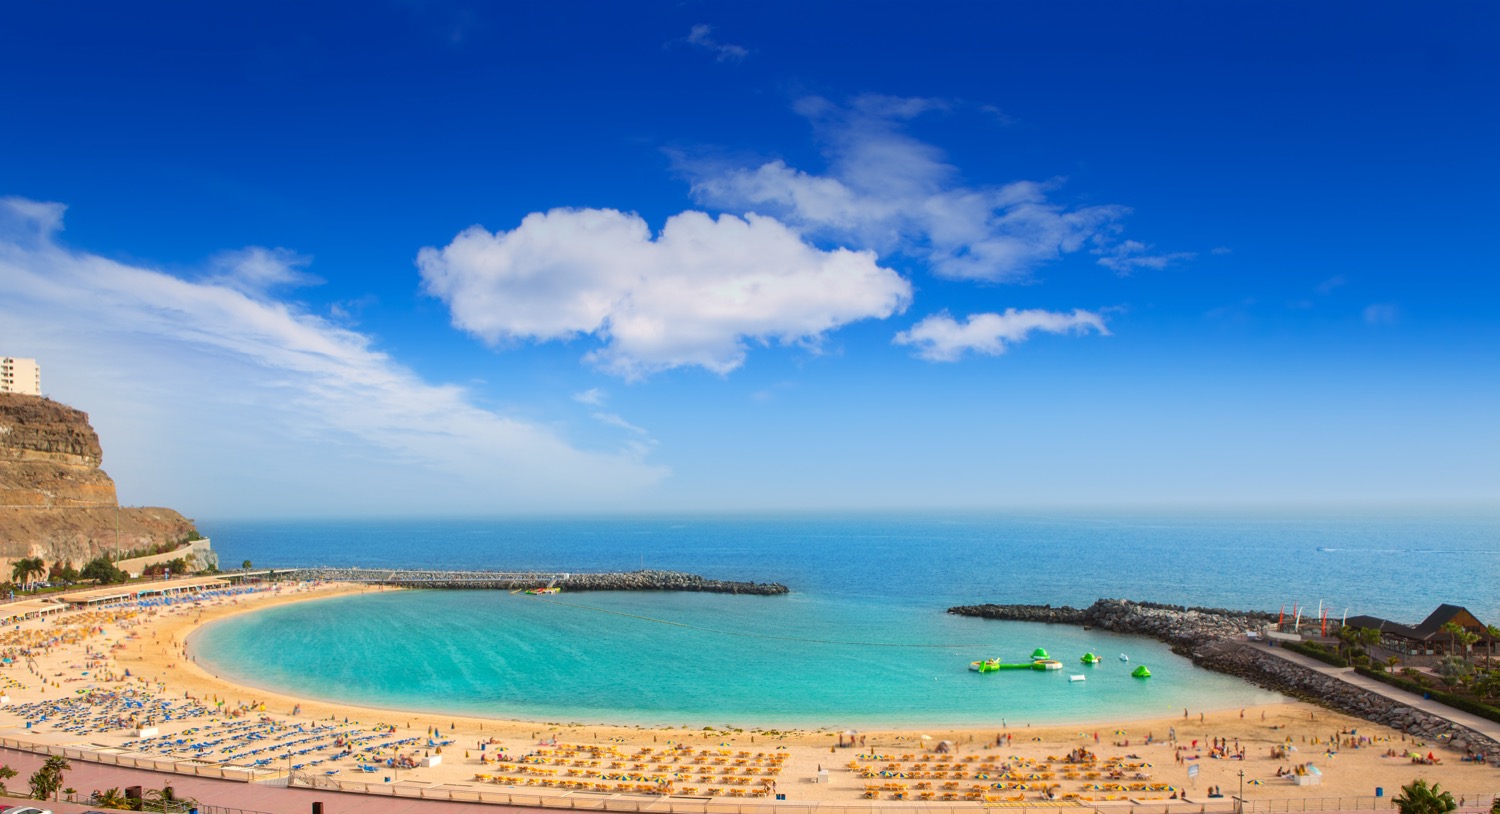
0 357 41 396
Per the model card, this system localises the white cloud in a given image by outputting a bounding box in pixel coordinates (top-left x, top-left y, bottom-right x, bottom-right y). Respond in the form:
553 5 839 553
1363 303 1399 326
893 309 1109 362
572 387 606 406
684 24 748 62
0 197 666 515
204 247 322 296
1093 239 1195 275
592 411 649 437
682 95 1165 282
417 208 912 379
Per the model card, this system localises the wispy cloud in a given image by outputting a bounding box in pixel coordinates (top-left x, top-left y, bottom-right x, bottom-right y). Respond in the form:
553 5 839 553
1316 275 1347 294
681 94 1172 283
1093 239 1195 275
893 309 1109 361
0 197 666 515
683 24 749 63
418 208 912 379
1363 303 1399 326
572 387 606 406
592 411 649 437
203 247 322 296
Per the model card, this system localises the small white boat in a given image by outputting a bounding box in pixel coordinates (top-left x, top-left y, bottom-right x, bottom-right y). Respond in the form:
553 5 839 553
1119 654 1130 662
1069 674 1086 682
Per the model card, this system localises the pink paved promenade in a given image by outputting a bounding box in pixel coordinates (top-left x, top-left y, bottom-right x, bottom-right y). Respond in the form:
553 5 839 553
0 747 534 813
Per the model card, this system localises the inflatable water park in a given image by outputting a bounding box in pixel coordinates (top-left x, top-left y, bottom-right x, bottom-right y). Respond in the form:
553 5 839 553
969 648 1150 678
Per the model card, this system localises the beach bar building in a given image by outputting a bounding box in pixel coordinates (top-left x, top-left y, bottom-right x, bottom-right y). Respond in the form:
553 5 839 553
0 598 69 625
1343 604 1496 658
62 575 231 608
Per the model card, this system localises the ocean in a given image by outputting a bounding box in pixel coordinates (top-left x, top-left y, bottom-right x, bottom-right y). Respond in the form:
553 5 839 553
189 508 1498 728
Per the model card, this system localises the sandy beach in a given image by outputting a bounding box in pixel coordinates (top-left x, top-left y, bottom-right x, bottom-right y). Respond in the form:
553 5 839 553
0 581 1495 805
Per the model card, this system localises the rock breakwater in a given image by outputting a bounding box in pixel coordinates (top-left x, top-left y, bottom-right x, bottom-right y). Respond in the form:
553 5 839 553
288 567 789 595
949 599 1275 648
949 598 1499 754
1195 644 1499 754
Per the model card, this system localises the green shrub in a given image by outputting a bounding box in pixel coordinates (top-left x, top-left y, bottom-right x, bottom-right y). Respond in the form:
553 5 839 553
1354 666 1500 725
1285 640 1350 668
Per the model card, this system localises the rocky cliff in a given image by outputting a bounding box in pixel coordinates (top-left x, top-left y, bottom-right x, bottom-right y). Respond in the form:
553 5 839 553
0 392 200 569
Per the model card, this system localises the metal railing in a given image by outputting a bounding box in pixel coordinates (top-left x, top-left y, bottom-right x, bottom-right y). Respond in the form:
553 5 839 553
288 772 1258 814
9 738 1495 814
1242 794 1497 813
194 804 276 814
1 736 274 783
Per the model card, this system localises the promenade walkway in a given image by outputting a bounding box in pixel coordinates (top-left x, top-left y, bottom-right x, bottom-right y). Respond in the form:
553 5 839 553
0 747 525 813
1253 641 1500 744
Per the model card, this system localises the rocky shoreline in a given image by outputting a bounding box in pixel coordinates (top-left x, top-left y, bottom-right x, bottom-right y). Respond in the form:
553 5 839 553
286 567 789 595
950 599 1499 754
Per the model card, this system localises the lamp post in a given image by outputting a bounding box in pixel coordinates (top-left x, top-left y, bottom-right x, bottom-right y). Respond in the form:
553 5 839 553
1236 769 1245 814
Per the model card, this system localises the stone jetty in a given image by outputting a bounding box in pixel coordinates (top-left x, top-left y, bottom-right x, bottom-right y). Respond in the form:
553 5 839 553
948 599 1276 647
949 598 1499 754
286 567 788 595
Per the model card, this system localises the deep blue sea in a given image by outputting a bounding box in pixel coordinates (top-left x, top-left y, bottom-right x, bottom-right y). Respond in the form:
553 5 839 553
190 509 1498 728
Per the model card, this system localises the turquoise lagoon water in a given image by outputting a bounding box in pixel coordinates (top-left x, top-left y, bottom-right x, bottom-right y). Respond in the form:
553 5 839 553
192 509 1498 727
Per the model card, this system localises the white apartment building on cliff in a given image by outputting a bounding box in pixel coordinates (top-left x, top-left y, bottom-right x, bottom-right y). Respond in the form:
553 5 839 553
0 357 40 396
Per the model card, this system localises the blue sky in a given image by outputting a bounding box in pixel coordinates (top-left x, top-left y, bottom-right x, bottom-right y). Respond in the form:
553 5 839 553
1 2 1496 516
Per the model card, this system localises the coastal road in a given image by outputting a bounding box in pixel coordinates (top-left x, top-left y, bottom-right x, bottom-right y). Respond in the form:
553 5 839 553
1253 642 1500 744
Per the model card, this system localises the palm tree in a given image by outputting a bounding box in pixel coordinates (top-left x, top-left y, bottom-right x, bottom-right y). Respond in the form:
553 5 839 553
144 784 197 811
1441 621 1470 658
42 755 68 801
23 557 45 589
27 754 69 801
9 557 43 591
1394 779 1457 814
1487 624 1500 667
91 786 131 809
1337 625 1360 659
1457 629 1481 663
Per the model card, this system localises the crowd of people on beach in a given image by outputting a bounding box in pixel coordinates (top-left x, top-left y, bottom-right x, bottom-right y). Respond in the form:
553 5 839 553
0 577 1490 805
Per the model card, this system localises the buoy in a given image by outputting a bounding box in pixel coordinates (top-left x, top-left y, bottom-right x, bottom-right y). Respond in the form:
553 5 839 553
1131 665 1152 678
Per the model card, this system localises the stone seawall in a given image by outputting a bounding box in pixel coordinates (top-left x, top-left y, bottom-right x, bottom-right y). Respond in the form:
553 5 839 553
1195 643 1498 754
949 598 1499 754
288 568 789 595
949 599 1275 648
